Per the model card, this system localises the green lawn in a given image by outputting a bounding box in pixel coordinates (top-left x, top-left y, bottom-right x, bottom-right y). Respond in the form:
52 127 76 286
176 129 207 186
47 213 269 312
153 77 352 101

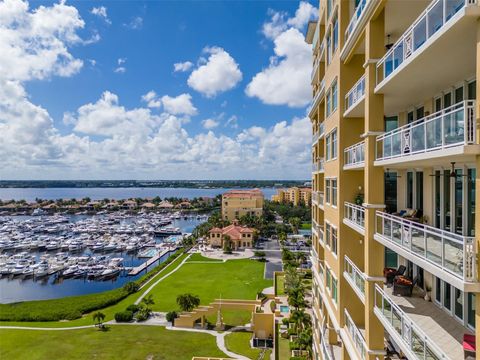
225 331 271 360
277 325 291 360
149 259 271 312
0 325 226 360
186 253 223 262
275 273 285 296
300 222 311 230
0 253 189 328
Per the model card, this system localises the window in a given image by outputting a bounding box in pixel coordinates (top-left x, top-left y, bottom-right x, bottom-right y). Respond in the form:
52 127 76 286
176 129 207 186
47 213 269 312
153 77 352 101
326 133 331 160
385 116 398 132
325 179 331 204
434 97 442 112
331 179 337 206
331 129 337 159
407 111 414 124
416 106 424 120
468 80 476 100
331 227 337 255
326 91 332 117
326 32 332 64
332 15 338 53
406 171 413 208
332 80 338 113
455 85 464 104
327 0 332 19
325 222 331 247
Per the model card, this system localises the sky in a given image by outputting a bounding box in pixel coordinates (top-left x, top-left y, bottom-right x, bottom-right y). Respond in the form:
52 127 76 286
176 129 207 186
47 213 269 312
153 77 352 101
0 0 318 180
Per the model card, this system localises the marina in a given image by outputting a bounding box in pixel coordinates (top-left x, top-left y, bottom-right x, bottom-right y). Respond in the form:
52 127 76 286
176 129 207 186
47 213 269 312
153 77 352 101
0 212 206 303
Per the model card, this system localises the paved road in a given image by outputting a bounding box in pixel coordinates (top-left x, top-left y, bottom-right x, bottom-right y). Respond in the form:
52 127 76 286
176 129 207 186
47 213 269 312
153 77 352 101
257 239 283 279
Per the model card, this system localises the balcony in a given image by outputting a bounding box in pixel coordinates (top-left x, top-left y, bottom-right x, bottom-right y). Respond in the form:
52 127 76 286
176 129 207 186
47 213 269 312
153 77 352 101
374 283 471 360
375 0 480 112
311 57 320 83
375 101 478 167
344 141 365 170
312 158 325 173
308 79 326 119
312 130 320 144
343 255 366 302
313 219 324 245
344 309 367 360
344 74 365 118
319 122 325 139
343 202 365 234
375 211 478 290
341 0 378 60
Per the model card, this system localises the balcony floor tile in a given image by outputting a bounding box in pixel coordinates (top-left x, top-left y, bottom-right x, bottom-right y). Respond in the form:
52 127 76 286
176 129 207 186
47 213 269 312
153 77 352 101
383 285 472 360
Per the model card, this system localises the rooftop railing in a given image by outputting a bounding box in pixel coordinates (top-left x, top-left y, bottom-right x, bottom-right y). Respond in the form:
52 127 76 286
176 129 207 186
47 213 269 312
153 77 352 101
343 255 366 302
376 100 476 161
376 0 476 85
344 75 365 114
374 284 448 360
345 0 371 42
344 202 365 231
344 308 367 360
375 211 476 282
344 141 365 168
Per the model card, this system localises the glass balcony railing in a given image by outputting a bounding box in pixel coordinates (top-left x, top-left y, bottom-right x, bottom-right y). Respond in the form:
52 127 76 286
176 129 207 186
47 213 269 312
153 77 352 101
343 255 366 301
376 100 476 161
311 57 320 82
312 23 320 51
313 219 324 244
344 75 365 114
344 141 365 168
344 309 367 360
376 0 476 85
375 211 477 282
320 323 334 360
374 284 448 360
344 202 365 231
319 122 325 138
308 80 326 117
312 158 325 172
313 130 320 144
345 0 371 42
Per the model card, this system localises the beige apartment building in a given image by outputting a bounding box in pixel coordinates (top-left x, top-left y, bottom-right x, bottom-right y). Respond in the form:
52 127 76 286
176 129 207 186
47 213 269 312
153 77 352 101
221 189 264 221
306 0 480 359
272 187 312 206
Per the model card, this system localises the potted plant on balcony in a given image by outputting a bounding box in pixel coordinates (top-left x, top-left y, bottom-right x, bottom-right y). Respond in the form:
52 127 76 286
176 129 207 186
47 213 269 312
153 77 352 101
355 192 364 206
424 285 432 301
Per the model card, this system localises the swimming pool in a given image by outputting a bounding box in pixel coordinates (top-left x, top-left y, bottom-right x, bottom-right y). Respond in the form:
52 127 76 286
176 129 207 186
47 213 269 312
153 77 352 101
280 305 289 313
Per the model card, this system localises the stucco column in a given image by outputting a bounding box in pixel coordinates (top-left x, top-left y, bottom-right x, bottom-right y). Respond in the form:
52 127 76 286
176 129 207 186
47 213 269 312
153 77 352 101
475 17 480 355
363 9 386 360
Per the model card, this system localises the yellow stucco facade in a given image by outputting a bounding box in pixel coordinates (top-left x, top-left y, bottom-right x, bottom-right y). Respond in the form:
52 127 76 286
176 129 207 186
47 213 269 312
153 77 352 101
271 187 312 206
221 189 264 221
307 1 480 359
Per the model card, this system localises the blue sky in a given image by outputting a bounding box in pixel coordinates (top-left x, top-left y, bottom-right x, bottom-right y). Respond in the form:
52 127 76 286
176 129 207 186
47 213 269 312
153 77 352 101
0 0 317 180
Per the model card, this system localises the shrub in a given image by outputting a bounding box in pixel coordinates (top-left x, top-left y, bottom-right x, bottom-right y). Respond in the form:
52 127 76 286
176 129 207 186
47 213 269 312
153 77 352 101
166 311 178 323
282 318 290 326
289 357 307 360
270 301 276 312
289 342 300 351
114 311 133 322
123 282 140 294
126 304 140 313
135 308 150 322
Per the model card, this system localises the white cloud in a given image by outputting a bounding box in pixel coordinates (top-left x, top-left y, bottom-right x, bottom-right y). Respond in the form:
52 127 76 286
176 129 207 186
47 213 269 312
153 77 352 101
161 94 197 115
114 58 127 73
202 118 219 130
246 2 317 108
187 47 242 98
141 90 162 108
124 16 143 30
91 6 111 24
173 61 193 72
0 0 85 82
225 115 238 129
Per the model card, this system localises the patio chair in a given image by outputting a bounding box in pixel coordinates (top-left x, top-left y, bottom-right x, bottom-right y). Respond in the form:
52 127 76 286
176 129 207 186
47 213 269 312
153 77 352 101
463 334 476 359
384 265 406 286
393 275 419 297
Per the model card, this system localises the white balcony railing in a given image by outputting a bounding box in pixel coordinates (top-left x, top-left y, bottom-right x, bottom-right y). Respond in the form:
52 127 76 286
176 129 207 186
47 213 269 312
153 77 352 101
319 122 325 138
318 191 324 209
320 323 334 360
313 130 320 144
345 0 371 41
308 80 326 117
374 284 448 360
313 219 324 245
311 57 320 82
344 309 368 360
344 202 365 230
312 22 320 51
376 101 476 161
312 158 325 172
376 0 476 85
375 211 476 282
345 75 366 114
344 141 365 168
343 255 366 301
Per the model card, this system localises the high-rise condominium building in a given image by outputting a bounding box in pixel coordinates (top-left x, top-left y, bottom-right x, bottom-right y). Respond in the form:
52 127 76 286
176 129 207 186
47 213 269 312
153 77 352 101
272 187 313 206
221 189 264 221
306 1 480 359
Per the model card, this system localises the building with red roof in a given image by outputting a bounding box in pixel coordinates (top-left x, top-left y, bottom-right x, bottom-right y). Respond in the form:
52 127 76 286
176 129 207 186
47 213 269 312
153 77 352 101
208 220 255 249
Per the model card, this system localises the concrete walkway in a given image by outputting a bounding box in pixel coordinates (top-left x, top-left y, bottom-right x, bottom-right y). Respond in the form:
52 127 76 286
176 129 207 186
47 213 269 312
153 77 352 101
135 253 192 305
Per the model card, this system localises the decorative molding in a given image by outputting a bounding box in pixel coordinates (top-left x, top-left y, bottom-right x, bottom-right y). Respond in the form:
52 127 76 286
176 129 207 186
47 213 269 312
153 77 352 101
361 131 384 138
362 203 386 209
365 275 385 282
363 58 380 68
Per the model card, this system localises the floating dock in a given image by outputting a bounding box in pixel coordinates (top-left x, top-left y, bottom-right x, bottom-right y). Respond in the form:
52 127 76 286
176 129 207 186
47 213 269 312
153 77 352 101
128 248 175 276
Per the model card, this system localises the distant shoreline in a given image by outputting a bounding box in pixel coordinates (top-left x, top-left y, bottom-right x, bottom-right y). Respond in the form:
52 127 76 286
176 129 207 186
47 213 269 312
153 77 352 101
0 180 309 189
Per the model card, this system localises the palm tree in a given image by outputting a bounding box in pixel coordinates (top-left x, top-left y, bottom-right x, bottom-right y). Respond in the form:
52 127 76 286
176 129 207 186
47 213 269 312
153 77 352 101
289 217 301 234
176 293 201 312
290 309 310 333
93 311 105 328
141 294 155 312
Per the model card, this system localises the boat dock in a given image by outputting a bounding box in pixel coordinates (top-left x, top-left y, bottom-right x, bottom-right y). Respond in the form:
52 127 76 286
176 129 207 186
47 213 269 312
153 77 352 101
128 248 175 276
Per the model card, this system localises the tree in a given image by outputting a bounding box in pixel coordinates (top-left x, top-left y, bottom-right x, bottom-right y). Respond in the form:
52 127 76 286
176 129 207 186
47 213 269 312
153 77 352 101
93 311 105 328
141 294 155 312
289 217 302 234
166 311 178 323
223 234 232 254
176 293 201 312
290 309 311 333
